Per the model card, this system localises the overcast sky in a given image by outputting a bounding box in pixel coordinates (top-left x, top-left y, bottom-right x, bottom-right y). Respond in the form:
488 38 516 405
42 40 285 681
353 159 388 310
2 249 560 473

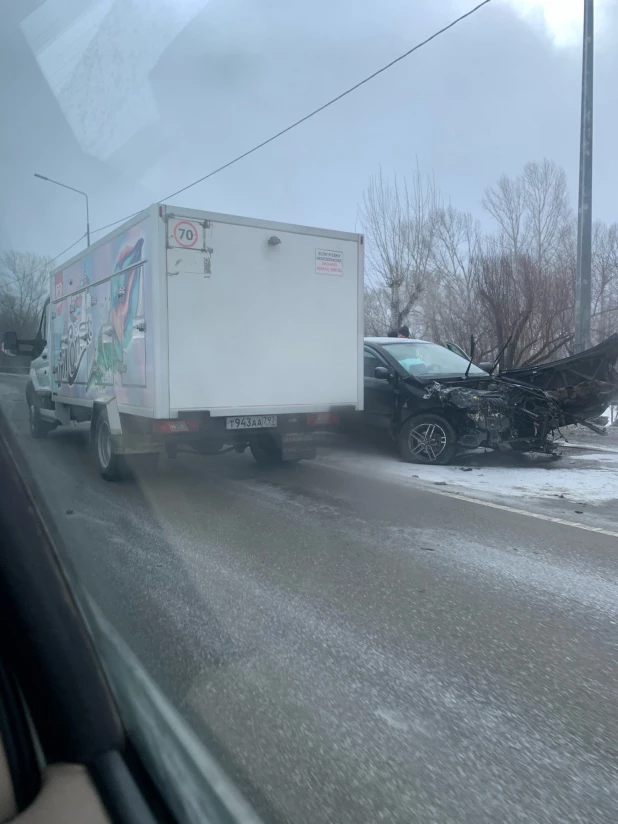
1 0 617 262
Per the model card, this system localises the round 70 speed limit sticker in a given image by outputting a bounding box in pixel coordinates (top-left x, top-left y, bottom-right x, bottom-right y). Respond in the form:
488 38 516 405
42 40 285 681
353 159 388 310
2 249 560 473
173 220 199 248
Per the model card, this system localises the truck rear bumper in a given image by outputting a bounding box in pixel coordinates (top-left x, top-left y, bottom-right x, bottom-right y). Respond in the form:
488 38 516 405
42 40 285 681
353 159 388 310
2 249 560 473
112 411 341 457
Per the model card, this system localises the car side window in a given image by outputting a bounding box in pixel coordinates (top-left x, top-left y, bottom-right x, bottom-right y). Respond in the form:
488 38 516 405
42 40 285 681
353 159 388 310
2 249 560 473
363 347 387 378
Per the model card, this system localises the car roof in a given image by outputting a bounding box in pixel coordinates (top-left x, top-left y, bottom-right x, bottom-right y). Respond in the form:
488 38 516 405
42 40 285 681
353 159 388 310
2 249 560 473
364 337 432 345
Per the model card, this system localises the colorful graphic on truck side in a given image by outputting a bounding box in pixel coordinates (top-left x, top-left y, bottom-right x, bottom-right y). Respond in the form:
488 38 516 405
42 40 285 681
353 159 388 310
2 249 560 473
51 218 153 409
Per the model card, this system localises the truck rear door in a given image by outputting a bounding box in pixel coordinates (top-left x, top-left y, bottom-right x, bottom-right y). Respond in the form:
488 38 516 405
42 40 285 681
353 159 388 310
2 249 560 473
164 212 362 415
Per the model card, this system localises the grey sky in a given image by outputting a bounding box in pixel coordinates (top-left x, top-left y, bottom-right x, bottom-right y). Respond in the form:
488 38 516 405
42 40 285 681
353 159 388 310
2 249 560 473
2 0 617 261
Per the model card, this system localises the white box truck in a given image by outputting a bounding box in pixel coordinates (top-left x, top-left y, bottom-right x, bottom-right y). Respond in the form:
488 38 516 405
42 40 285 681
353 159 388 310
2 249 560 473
6 205 364 479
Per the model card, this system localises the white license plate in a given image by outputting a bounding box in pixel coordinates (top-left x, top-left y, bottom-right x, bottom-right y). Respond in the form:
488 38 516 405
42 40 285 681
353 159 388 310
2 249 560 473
226 415 277 430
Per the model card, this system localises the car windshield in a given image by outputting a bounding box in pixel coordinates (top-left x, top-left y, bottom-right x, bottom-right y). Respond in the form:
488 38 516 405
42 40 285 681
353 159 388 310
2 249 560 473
383 342 487 377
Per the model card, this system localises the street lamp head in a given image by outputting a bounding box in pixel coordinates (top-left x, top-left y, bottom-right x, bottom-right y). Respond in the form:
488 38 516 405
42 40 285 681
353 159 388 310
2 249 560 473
33 173 90 247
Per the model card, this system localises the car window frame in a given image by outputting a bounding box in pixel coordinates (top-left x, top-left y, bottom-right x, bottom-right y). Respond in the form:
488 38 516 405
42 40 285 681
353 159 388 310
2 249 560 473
363 345 390 379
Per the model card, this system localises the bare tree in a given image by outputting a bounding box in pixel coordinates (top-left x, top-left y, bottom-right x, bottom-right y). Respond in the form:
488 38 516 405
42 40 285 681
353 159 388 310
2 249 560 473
0 251 50 339
591 222 618 343
477 160 574 366
361 158 617 364
474 244 574 369
360 167 437 334
483 172 527 259
473 248 535 369
363 285 391 337
483 160 571 269
421 206 494 359
522 159 572 271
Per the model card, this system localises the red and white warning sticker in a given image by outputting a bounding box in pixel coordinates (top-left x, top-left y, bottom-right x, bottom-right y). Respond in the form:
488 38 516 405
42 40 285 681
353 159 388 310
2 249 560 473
315 249 343 276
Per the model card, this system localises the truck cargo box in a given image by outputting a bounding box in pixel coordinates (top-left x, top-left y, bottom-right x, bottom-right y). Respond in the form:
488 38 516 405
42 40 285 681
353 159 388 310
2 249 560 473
50 205 364 419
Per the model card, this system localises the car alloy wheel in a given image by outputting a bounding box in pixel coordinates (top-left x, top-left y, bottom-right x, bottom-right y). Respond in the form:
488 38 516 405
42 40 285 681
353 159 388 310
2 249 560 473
408 422 448 462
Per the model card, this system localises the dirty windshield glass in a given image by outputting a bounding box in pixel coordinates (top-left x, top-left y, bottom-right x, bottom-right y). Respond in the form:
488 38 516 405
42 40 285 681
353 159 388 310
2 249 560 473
384 342 487 376
2 1 618 824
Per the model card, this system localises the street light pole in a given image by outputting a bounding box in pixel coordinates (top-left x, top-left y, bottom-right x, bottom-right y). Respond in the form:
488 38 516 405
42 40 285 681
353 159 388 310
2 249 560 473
574 0 594 353
34 173 91 247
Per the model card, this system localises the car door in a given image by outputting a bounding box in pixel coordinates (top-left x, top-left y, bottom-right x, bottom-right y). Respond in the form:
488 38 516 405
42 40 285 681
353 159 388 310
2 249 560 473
363 346 396 428
30 300 52 394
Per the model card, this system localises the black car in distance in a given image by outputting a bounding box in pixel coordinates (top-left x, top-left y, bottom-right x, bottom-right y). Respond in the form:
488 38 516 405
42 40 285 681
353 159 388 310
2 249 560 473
359 335 618 466
360 337 490 465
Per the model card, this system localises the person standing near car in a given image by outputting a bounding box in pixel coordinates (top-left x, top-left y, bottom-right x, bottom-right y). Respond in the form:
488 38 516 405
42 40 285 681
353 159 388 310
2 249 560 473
398 325 411 339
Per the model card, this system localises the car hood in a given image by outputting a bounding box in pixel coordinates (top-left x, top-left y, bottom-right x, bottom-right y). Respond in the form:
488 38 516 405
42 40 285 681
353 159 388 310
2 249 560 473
500 334 618 420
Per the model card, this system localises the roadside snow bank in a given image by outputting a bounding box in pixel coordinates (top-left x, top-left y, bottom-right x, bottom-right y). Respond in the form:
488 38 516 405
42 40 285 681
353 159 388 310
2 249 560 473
318 448 618 506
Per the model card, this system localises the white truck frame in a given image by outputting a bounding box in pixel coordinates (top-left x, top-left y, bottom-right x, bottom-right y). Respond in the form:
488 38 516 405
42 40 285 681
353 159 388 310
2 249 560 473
11 204 364 480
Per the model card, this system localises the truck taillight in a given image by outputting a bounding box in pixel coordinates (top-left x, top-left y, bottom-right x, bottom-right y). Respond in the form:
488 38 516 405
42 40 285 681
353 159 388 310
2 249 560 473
153 419 199 434
307 412 339 426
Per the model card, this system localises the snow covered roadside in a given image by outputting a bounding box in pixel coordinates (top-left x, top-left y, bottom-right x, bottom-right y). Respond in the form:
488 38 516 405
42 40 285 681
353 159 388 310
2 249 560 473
317 446 618 508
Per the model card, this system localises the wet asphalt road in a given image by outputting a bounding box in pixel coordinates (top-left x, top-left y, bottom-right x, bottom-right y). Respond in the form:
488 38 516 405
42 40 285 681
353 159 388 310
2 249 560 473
1 374 618 824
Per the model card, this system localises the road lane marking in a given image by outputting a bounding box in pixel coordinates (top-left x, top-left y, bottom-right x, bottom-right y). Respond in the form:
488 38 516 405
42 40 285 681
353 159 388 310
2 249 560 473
315 457 618 539
408 487 618 538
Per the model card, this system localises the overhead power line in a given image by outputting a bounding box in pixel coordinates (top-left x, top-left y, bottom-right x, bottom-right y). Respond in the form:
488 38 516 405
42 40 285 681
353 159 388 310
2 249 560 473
90 211 141 239
160 0 493 202
35 233 87 274
52 0 493 254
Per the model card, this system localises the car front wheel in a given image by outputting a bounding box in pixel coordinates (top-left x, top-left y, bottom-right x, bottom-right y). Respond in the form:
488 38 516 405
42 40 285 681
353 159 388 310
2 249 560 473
398 414 457 465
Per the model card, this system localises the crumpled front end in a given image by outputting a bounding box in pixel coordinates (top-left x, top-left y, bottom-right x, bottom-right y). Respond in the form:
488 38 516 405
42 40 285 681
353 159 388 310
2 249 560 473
423 379 566 454
502 333 618 424
421 334 618 455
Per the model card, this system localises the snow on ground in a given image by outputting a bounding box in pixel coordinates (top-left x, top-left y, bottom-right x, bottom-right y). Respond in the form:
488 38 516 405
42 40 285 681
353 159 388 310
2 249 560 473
318 444 618 507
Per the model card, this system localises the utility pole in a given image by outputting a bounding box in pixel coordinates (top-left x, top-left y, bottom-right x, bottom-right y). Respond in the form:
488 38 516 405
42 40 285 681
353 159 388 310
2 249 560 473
574 0 594 353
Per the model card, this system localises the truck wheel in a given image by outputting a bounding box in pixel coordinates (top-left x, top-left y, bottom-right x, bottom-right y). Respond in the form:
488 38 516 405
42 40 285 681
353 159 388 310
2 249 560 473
95 410 126 481
28 395 52 439
398 414 457 465
249 434 283 466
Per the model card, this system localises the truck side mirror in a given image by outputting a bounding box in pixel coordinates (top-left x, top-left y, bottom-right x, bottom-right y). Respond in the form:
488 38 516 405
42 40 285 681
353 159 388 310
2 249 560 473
479 362 493 373
3 331 18 356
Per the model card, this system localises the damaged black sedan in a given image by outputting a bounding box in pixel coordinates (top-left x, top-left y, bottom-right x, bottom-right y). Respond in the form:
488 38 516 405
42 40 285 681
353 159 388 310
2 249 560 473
358 336 618 465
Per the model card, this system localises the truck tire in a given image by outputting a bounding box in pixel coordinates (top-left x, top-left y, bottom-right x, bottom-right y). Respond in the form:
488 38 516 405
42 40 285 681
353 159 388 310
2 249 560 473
95 409 126 481
249 434 284 467
28 395 53 439
398 414 457 465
